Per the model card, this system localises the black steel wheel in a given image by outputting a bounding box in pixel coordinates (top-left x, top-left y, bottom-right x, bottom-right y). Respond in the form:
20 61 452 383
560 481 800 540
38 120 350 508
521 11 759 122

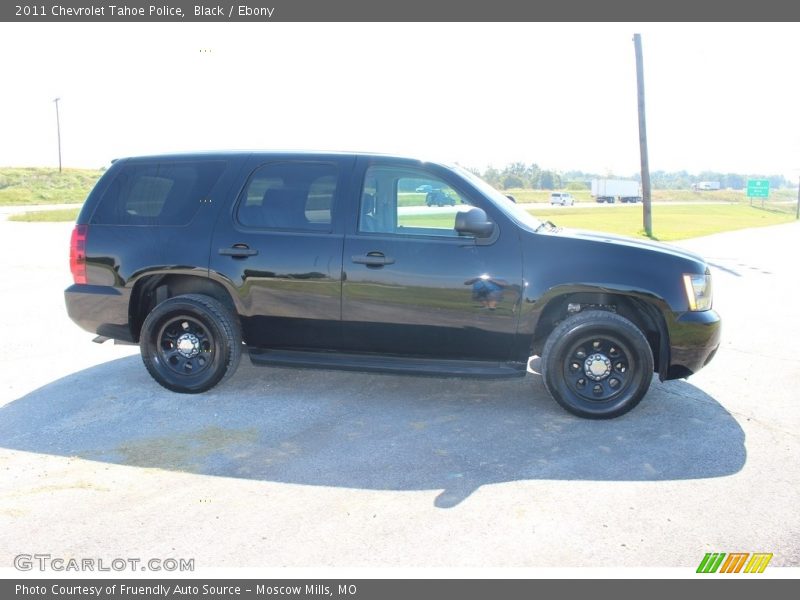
140 294 241 393
541 310 654 419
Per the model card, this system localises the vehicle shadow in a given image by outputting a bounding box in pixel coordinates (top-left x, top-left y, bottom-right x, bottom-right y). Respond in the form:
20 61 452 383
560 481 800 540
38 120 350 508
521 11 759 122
0 356 745 508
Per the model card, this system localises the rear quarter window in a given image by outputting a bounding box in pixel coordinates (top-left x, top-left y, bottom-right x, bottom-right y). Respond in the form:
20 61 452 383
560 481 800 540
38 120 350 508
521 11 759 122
91 161 226 226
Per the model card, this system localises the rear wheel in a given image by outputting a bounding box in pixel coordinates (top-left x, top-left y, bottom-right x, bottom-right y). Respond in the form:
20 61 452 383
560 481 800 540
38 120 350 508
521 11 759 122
541 310 654 419
140 294 242 393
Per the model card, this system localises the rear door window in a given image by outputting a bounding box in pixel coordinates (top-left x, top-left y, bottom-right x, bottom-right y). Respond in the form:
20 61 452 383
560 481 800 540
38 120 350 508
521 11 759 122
236 162 337 231
91 161 226 226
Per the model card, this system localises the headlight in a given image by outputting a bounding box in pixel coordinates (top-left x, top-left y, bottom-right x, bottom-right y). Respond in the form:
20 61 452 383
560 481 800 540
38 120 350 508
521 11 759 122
683 273 713 311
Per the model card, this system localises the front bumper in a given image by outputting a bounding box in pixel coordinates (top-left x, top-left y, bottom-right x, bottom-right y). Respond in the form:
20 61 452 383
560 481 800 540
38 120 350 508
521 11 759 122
64 284 135 343
664 309 721 379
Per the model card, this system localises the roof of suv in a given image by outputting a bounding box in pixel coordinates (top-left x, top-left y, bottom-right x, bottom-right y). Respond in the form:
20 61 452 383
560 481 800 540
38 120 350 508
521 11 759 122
115 150 449 165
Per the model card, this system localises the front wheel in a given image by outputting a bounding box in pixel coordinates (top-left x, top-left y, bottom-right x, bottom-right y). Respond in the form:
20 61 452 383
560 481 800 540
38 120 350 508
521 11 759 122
140 294 242 393
541 310 654 419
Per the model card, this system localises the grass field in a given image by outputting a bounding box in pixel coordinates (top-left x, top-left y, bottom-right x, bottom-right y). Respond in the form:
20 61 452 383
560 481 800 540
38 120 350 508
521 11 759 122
4 167 797 241
0 167 102 205
399 203 797 241
2 167 795 208
8 208 82 222
528 203 796 240
9 202 797 241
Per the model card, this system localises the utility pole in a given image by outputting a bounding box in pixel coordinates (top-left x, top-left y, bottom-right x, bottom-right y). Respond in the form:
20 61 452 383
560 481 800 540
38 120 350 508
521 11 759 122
633 34 652 237
53 97 62 173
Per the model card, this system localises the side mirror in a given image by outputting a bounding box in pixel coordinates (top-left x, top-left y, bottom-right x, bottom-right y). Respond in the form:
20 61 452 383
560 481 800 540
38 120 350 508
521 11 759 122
455 207 494 238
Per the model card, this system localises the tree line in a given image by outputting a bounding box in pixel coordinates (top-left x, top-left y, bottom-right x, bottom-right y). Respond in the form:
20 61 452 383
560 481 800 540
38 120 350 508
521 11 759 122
466 162 792 191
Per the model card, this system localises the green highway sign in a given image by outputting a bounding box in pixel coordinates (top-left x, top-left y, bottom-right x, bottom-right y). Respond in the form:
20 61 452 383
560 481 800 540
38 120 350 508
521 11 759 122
747 179 770 198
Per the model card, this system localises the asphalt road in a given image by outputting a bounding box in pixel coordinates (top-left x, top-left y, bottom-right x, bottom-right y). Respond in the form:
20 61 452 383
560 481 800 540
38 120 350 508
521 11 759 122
0 218 798 573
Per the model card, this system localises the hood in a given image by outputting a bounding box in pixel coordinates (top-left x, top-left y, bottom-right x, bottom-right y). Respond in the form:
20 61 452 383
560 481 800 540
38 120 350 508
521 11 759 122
553 228 708 267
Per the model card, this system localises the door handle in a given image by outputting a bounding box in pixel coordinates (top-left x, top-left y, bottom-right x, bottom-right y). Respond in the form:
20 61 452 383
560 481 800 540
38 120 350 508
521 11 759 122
351 252 395 267
219 245 258 258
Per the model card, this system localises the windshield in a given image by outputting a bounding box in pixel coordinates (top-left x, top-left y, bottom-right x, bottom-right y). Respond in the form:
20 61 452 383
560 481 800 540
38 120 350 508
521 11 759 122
452 165 544 232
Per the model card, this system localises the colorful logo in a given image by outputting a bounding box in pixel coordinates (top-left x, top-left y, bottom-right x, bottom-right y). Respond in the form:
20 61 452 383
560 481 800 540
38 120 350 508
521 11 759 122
696 552 773 573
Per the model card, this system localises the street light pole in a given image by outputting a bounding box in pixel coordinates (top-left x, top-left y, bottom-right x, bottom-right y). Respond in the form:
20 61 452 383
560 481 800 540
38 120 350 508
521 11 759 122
633 33 652 237
53 97 62 173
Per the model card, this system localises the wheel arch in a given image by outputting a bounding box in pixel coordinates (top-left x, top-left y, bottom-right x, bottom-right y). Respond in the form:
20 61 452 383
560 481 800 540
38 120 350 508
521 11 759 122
129 273 239 343
530 289 670 379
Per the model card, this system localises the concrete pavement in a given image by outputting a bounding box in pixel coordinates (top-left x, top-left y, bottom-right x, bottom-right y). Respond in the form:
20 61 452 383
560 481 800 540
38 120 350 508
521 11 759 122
0 219 797 572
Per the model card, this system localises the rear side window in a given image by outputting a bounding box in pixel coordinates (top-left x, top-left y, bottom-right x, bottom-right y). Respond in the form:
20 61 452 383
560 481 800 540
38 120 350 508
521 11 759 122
91 161 226 226
237 162 337 231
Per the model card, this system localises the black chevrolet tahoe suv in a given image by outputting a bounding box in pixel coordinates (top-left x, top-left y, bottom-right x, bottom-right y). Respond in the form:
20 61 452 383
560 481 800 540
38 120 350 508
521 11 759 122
65 152 720 419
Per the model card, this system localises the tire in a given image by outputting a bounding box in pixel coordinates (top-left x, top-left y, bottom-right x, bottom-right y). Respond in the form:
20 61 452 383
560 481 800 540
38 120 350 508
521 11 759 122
541 310 654 419
140 294 242 393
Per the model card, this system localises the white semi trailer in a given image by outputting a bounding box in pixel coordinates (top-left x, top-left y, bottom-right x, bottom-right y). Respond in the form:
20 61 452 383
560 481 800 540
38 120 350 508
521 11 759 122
591 179 642 203
693 181 721 191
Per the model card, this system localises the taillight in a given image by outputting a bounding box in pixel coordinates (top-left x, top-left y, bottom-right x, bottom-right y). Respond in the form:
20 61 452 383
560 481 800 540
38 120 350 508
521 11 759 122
70 224 87 284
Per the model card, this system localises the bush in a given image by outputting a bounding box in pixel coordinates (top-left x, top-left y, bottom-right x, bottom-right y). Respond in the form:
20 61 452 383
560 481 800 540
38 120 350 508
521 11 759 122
565 181 589 191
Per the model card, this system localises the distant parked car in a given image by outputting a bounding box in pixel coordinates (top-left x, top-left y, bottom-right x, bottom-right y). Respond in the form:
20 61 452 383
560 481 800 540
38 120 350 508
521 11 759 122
550 192 575 206
426 189 456 207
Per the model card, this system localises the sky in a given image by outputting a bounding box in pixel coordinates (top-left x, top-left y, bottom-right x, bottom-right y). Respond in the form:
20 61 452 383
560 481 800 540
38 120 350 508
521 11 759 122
1 22 799 179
